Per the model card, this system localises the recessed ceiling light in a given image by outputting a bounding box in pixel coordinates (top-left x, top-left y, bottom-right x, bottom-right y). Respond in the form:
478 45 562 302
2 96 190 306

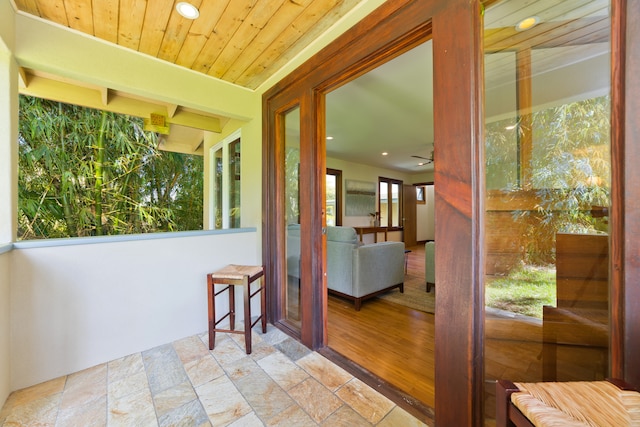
382 152 388 156
326 136 334 140
515 16 540 31
176 2 200 19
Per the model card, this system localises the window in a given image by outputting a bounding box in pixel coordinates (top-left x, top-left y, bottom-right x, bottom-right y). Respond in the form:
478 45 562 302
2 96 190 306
326 168 342 226
416 185 426 204
210 131 241 229
17 96 203 239
378 177 402 228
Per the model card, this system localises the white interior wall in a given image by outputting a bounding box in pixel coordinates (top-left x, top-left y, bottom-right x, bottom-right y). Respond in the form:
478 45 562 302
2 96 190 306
417 185 435 241
10 231 258 391
327 157 411 244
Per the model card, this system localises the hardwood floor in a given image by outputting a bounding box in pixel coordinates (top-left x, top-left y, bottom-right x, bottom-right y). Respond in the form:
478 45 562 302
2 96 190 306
325 243 608 425
326 245 435 420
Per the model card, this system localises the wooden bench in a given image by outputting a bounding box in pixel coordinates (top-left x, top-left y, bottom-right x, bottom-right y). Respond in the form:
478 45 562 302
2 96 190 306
496 378 640 427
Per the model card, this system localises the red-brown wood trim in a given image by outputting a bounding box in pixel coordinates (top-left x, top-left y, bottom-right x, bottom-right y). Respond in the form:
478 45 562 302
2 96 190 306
433 1 485 426
262 96 302 337
610 0 626 383
618 0 640 389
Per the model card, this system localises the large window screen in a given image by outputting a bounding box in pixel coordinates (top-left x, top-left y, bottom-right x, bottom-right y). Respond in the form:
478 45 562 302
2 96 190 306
18 96 203 239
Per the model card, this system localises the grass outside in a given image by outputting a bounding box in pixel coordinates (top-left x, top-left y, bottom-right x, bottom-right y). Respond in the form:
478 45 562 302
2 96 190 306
485 265 556 318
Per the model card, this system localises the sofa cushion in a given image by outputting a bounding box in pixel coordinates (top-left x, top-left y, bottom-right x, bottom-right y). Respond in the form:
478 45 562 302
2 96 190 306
327 226 358 244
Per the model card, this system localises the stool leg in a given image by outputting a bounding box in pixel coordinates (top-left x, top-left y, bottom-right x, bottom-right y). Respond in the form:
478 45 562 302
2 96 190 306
229 284 235 331
243 275 252 354
207 275 215 350
260 276 267 333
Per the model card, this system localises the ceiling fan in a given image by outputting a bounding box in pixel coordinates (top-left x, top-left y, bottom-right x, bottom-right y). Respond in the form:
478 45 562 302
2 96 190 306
411 150 434 166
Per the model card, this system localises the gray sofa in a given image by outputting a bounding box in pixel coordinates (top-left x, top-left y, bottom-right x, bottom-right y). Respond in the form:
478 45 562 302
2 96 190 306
327 226 405 310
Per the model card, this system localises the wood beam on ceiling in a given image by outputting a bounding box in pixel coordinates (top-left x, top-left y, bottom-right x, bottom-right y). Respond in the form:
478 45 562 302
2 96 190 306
166 104 179 118
19 73 223 133
18 67 28 88
100 87 110 105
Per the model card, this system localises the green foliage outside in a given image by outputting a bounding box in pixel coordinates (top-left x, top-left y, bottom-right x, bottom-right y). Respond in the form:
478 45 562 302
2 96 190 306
486 95 610 266
485 96 610 316
485 265 556 318
18 96 203 240
285 146 300 225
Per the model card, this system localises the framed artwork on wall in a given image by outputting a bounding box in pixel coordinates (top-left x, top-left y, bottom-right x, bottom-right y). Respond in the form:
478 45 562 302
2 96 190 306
345 180 376 216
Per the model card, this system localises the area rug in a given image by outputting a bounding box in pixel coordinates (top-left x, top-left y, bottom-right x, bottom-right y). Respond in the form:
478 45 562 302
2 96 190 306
377 274 435 314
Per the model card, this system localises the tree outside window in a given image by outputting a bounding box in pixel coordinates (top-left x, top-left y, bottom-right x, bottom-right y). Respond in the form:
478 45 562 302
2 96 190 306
18 96 203 239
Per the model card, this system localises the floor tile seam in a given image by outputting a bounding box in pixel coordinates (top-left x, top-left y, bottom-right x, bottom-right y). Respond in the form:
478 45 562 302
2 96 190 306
155 395 207 427
144 344 192 398
293 357 353 393
106 351 159 426
305 398 349 425
260 388 330 427
280 374 351 425
332 378 397 422
166 348 224 427
225 350 312 426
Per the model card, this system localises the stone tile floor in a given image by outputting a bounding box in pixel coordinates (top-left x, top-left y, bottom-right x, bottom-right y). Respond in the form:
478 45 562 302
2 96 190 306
0 325 426 426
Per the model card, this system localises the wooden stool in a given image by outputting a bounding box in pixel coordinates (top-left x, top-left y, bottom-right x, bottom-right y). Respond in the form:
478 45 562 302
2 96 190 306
207 264 267 354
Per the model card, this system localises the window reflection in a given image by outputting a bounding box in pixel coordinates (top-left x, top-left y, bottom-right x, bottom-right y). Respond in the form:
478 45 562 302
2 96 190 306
284 107 301 328
484 0 611 423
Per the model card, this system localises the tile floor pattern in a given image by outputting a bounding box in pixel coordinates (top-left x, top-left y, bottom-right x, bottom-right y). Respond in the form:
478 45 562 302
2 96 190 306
0 325 426 426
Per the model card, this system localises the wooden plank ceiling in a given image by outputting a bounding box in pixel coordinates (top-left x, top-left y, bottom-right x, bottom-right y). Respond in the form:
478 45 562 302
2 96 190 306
13 0 364 90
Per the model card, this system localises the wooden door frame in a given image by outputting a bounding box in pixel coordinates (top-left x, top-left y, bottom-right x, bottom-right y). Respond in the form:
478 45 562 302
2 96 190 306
611 0 640 387
403 184 418 247
264 1 484 424
263 0 635 424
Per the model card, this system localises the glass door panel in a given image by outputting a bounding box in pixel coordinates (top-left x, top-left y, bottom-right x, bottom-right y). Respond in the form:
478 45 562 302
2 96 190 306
212 147 223 229
284 107 301 328
391 183 400 227
228 138 241 228
326 174 337 226
483 0 611 422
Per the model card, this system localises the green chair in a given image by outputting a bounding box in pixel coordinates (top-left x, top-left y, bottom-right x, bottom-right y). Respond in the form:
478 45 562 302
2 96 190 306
425 241 435 292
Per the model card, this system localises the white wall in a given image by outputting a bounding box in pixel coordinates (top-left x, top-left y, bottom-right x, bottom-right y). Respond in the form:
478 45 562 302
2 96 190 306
0 248 11 408
10 231 258 390
417 184 435 241
327 157 411 244
0 0 17 408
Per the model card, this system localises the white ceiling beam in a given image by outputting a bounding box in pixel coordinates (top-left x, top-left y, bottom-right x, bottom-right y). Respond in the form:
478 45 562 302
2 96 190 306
19 73 223 133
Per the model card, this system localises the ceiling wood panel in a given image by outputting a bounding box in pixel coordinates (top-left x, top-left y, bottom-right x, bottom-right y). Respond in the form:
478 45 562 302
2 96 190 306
138 0 175 57
174 0 228 68
36 0 68 26
13 0 366 89
118 0 147 50
221 0 308 83
209 0 288 80
65 0 93 34
93 0 120 44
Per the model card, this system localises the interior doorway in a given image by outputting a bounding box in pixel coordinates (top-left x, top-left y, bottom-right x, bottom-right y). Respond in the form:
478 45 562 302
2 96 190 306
322 39 435 418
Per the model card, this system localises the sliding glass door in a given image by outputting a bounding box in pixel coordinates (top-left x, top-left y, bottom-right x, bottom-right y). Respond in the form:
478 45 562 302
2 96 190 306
483 0 612 422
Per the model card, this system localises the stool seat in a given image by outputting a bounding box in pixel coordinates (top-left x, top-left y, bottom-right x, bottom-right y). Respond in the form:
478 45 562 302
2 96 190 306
207 264 266 354
209 264 264 282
